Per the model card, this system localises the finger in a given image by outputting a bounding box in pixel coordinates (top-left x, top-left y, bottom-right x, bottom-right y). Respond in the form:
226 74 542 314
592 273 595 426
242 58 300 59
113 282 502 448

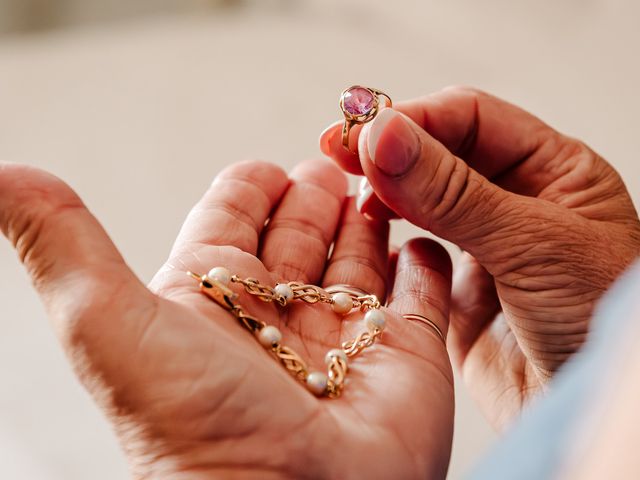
322 197 389 299
391 87 554 182
396 87 600 198
336 238 454 480
356 177 398 221
449 252 500 366
386 245 400 295
319 121 364 175
171 160 289 256
321 87 562 196
0 163 153 344
357 107 564 268
259 159 347 283
387 238 452 346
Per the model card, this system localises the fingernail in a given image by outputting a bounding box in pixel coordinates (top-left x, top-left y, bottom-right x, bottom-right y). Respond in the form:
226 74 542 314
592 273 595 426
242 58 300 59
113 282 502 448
356 178 374 213
367 109 420 177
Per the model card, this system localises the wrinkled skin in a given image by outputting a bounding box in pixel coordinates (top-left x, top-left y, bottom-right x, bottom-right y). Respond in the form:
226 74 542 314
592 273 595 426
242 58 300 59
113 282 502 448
320 86 640 429
0 159 455 479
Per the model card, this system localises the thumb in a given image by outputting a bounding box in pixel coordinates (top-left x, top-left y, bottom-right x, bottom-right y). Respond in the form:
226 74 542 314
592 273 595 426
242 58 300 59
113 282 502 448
0 163 153 346
359 108 536 266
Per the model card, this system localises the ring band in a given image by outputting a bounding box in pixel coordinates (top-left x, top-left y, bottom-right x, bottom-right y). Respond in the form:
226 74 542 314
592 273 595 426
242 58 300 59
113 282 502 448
402 314 446 345
324 284 370 297
340 85 392 152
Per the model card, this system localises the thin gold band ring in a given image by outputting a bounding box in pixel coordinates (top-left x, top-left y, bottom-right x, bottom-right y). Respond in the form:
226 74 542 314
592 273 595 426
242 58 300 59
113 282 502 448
324 284 370 297
402 314 446 345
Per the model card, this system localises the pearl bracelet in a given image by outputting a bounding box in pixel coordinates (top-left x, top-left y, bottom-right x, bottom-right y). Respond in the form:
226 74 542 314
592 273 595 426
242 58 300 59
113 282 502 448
188 267 386 398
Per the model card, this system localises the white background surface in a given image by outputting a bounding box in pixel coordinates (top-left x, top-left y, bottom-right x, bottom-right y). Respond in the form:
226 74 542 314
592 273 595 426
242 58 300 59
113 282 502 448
0 1 639 478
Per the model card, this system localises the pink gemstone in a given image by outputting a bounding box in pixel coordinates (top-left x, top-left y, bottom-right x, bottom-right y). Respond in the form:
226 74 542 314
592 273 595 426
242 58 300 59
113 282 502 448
343 87 375 116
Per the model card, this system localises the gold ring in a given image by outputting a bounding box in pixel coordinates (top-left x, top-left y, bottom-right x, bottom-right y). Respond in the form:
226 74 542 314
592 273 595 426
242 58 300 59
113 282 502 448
402 314 446 345
340 85 392 152
324 284 370 297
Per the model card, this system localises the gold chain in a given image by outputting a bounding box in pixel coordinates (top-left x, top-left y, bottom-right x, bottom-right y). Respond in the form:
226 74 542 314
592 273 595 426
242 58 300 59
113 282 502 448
188 268 386 398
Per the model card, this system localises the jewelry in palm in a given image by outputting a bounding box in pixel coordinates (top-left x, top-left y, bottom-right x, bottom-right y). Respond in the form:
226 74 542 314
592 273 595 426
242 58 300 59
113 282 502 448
187 267 386 398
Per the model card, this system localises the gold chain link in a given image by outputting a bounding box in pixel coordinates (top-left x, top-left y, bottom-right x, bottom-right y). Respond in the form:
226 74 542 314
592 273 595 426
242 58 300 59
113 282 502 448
342 330 382 357
273 345 309 380
188 270 384 397
230 276 276 302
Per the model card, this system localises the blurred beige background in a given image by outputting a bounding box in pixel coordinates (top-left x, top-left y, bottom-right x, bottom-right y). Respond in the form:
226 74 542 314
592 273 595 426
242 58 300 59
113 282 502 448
0 0 638 478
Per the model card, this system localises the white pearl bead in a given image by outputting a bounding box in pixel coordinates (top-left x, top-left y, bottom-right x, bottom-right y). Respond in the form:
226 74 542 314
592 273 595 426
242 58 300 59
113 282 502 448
365 309 386 331
331 292 353 315
324 348 348 366
274 283 294 304
257 325 282 348
306 371 329 396
207 266 231 286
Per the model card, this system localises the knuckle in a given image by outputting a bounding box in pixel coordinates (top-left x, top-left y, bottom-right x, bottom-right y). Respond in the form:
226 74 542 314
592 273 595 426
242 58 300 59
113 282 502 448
267 217 330 246
326 255 386 295
269 258 312 284
419 156 491 235
393 262 450 316
186 209 258 253
393 288 449 323
566 139 613 184
544 135 627 206
428 157 472 226
11 205 55 286
7 199 84 289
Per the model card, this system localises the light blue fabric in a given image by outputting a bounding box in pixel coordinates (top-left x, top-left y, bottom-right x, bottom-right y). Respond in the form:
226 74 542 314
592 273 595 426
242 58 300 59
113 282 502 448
470 259 640 479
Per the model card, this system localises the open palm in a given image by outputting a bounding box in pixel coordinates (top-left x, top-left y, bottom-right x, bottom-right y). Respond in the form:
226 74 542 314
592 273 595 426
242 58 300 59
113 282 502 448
0 159 455 479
